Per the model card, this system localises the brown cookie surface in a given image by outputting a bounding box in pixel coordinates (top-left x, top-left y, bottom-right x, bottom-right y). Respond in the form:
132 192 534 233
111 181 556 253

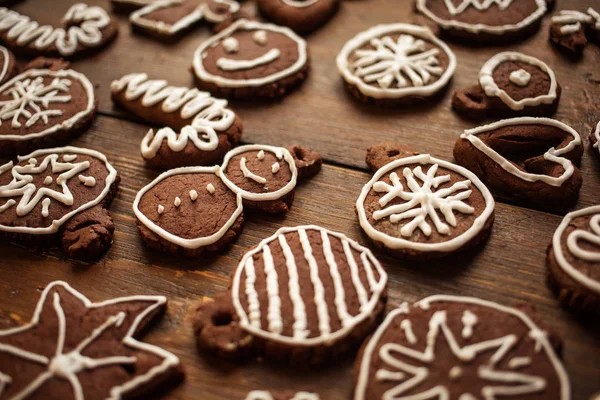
256 0 339 34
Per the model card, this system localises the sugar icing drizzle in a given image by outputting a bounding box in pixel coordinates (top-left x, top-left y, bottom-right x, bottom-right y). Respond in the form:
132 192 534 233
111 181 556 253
594 121 600 154
551 8 600 35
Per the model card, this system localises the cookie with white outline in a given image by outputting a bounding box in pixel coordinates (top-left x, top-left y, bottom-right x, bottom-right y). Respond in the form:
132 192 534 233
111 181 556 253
547 205 600 312
353 296 570 400
454 117 583 212
111 73 243 169
415 0 547 43
192 19 309 100
0 280 183 399
245 391 320 400
356 143 495 260
453 52 561 120
0 45 16 85
133 144 321 258
549 8 600 54
193 225 387 364
256 0 339 34
0 4 118 58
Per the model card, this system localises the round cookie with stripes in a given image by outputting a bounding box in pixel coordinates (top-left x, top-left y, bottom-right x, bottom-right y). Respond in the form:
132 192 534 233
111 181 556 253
193 225 387 364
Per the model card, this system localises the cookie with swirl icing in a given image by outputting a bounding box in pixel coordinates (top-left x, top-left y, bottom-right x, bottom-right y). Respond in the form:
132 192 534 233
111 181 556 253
256 0 340 34
0 45 16 85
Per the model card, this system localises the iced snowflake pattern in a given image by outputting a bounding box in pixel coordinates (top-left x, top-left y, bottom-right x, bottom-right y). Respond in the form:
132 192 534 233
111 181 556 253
351 34 444 89
443 0 514 15
372 164 474 237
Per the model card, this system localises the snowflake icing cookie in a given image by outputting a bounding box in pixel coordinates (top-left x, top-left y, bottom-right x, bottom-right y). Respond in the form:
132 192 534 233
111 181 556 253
0 45 16 85
256 0 340 34
194 225 387 364
454 117 583 212
336 24 456 105
549 8 600 54
356 143 495 260
192 19 309 100
245 391 320 400
0 281 183 400
0 4 118 58
111 73 242 169
453 52 560 120
354 296 570 400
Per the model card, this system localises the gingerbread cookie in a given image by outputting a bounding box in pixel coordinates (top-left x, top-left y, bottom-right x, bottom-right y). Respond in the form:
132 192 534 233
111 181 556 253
354 296 570 400
592 121 599 158
0 45 16 85
549 8 600 54
0 4 118 58
0 280 183 399
415 0 547 43
0 147 120 260
246 391 320 400
130 0 240 41
192 19 309 100
357 143 495 260
111 73 242 169
256 0 339 34
194 225 387 364
336 24 456 105
133 144 321 257
453 52 560 120
454 117 583 212
547 205 600 312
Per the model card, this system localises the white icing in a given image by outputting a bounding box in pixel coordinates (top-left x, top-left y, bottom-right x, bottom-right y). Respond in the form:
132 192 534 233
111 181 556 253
560 22 582 35
461 310 477 339
460 117 582 187
271 162 280 174
253 30 267 45
78 174 96 187
449 366 463 380
62 154 77 162
189 189 198 200
443 0 513 15
241 157 267 184
509 69 531 87
0 281 180 400
0 69 95 142
589 8 600 30
0 4 112 56
400 319 417 344
174 196 181 207
206 183 215 194
479 52 557 111
357 154 495 253
157 204 164 214
41 197 50 218
0 46 10 84
416 0 546 35
263 244 283 334
245 391 320 400
279 233 309 339
281 0 318 8
217 48 281 72
257 150 265 160
595 121 600 154
508 356 532 369
193 19 308 88
43 176 52 186
222 36 239 53
336 24 456 99
140 126 219 159
552 10 594 35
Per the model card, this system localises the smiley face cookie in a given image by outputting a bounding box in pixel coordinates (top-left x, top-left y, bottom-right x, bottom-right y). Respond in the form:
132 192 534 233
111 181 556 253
192 19 309 100
0 45 16 85
256 0 340 34
193 225 387 364
336 24 456 105
549 8 600 54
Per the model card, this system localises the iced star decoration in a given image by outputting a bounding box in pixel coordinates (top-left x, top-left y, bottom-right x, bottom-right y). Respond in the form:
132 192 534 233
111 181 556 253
443 0 514 16
372 164 474 237
352 34 443 89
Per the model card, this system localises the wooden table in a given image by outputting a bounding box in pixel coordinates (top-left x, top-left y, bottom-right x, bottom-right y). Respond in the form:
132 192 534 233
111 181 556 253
1 0 599 399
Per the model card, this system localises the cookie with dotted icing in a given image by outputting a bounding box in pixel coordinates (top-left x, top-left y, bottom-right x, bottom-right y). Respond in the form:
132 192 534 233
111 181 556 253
356 143 495 260
0 280 183 400
0 4 118 58
0 45 16 85
0 146 120 260
547 205 600 312
336 24 456 106
193 225 387 364
192 19 309 100
111 73 242 169
453 52 561 120
133 144 321 258
256 0 339 34
592 121 599 159
354 295 570 400
454 117 583 212
245 391 320 400
549 8 600 54
415 0 547 43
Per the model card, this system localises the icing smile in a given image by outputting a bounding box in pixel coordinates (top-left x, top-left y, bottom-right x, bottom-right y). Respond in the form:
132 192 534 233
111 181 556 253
217 49 281 72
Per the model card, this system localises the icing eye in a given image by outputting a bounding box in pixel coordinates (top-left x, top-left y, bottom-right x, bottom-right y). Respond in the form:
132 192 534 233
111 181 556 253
509 69 531 87
222 37 239 53
253 30 267 45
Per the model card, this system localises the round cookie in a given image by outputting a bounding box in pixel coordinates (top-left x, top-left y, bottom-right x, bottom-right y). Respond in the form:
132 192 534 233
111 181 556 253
246 391 320 400
0 45 16 85
256 0 340 34
549 8 600 54
454 117 583 212
336 24 456 106
192 19 309 100
0 146 120 260
415 0 547 43
354 296 570 400
356 144 495 260
547 205 600 312
592 121 599 158
194 225 388 365
453 52 561 120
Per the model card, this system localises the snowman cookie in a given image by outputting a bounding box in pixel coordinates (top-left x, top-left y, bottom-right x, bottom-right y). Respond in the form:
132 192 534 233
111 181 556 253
0 45 16 85
256 0 340 34
549 8 600 54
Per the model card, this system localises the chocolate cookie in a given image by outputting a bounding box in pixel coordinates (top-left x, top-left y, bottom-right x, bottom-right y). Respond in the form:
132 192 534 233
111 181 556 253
0 147 120 260
453 52 561 120
111 73 242 169
0 280 183 399
549 8 600 54
454 117 583 212
194 225 388 364
133 144 321 258
415 0 547 43
112 0 161 13
356 143 495 260
0 60 97 155
592 121 599 158
354 296 570 400
130 0 240 41
256 0 340 34
192 19 309 100
0 4 118 58
547 205 600 312
336 24 456 106
0 45 16 85
246 391 320 400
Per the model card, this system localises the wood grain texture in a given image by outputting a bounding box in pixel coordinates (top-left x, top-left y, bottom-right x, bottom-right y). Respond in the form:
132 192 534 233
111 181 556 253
0 0 599 399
